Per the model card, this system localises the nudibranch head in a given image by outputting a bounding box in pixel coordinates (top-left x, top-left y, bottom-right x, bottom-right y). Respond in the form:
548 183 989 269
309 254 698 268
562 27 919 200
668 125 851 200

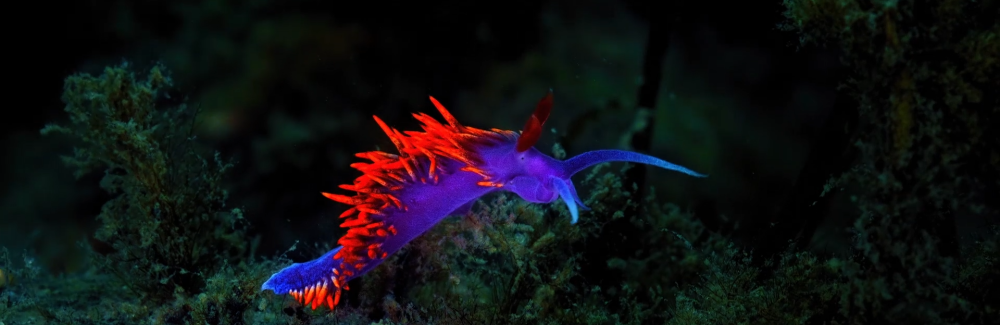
479 89 707 224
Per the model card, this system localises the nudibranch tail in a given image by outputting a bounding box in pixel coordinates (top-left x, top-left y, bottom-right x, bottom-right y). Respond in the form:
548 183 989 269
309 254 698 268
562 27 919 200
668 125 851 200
261 247 349 310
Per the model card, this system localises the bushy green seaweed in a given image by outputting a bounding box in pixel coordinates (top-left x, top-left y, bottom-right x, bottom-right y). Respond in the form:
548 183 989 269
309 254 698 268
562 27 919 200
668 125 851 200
660 0 999 324
40 62 247 301
666 227 998 325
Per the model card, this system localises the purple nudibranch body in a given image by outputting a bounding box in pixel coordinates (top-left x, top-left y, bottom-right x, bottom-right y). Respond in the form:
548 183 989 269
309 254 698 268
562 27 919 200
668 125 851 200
261 91 706 310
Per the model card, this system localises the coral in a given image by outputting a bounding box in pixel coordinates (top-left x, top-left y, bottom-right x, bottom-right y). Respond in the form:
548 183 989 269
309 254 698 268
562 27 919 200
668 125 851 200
40 62 247 301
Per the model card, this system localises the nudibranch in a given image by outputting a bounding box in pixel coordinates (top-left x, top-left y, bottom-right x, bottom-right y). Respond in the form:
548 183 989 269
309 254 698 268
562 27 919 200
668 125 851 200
261 91 706 310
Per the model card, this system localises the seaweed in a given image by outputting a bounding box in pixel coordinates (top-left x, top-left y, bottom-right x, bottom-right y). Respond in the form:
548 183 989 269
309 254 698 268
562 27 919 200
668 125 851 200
40 62 247 301
662 0 1000 324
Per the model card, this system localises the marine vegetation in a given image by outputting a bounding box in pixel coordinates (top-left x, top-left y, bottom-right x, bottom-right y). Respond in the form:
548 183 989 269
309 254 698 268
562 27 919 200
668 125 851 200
39 62 248 301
